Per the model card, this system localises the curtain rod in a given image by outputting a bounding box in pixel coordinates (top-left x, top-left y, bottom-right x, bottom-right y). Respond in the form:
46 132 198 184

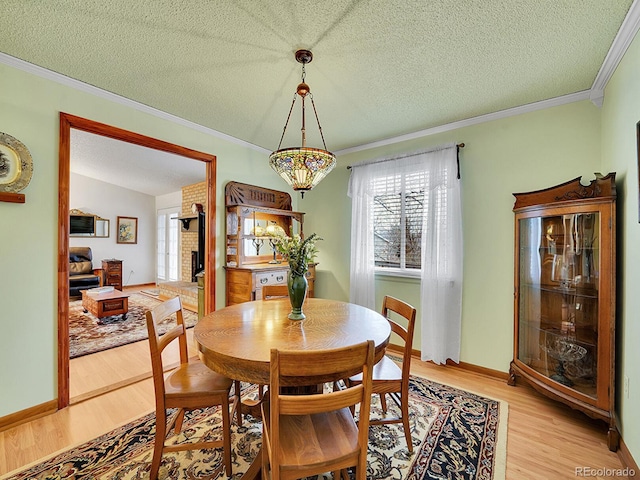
346 143 465 170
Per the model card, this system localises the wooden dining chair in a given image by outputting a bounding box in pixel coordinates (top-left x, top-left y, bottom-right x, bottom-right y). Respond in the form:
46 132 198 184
347 295 417 453
261 284 289 300
261 340 375 480
145 296 237 479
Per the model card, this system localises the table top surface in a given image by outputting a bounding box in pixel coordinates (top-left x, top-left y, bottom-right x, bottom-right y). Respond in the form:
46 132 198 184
194 298 391 385
81 289 130 301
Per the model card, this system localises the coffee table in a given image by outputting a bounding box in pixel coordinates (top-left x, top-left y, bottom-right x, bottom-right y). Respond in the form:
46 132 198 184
81 289 130 320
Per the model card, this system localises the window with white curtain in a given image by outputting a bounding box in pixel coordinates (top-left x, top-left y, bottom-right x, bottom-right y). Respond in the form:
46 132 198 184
372 167 453 276
373 171 428 271
348 143 463 364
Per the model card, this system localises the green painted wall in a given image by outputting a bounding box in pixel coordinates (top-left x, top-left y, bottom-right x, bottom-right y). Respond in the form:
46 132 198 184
0 62 280 416
600 30 640 464
304 100 602 373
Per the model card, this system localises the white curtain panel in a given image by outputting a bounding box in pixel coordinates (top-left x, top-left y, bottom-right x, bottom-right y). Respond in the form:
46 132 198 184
348 143 463 364
347 162 377 309
419 145 463 364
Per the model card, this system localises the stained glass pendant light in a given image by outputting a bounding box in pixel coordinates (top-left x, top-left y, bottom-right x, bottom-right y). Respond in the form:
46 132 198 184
269 49 336 198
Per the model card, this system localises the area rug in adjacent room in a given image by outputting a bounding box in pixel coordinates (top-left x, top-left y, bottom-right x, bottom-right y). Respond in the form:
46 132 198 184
3 376 507 480
69 292 198 359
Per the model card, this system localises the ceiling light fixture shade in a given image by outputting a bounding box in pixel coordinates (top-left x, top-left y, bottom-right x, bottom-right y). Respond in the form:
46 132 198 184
269 49 336 198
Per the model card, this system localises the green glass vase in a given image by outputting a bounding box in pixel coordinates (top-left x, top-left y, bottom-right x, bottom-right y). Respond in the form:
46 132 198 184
287 271 308 320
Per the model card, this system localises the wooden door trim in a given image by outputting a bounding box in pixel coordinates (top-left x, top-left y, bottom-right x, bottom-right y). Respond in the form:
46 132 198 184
58 112 217 409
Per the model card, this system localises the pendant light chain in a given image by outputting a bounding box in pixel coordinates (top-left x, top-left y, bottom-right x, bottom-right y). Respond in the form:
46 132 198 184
309 94 329 152
276 60 308 151
276 93 298 151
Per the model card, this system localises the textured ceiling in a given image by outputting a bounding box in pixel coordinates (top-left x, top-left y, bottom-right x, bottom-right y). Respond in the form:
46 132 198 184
70 130 205 197
2 1 637 197
1 0 634 157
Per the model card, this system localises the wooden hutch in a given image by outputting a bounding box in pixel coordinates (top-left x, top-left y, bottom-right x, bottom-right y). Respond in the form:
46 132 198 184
224 181 315 306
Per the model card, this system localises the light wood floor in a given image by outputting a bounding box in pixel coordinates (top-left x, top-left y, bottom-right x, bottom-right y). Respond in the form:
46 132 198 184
0 342 630 478
69 332 157 402
69 284 181 403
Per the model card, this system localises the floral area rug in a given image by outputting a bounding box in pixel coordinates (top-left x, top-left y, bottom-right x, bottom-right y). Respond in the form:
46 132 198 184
69 292 198 359
3 375 507 479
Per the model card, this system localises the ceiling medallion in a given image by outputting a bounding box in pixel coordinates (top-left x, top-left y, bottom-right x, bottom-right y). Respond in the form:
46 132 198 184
269 49 336 198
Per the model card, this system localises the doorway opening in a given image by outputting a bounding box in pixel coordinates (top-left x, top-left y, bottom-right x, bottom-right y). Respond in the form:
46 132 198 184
58 113 216 409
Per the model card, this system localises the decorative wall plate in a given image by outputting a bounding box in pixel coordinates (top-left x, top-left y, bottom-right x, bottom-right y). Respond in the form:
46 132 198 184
0 132 33 193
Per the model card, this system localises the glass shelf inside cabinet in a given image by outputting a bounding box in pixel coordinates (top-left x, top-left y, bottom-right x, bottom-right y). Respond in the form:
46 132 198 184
517 213 599 398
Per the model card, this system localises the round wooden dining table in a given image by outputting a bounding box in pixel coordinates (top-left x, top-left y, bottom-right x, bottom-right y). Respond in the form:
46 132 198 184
194 297 391 387
194 298 390 479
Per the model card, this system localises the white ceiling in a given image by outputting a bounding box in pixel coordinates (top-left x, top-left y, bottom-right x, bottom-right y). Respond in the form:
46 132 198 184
1 0 637 194
70 130 205 197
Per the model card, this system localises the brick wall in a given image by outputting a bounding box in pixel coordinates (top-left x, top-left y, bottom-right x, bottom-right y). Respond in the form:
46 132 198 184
181 181 206 282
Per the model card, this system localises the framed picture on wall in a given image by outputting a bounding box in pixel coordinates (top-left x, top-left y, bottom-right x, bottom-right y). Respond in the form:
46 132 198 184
117 216 138 244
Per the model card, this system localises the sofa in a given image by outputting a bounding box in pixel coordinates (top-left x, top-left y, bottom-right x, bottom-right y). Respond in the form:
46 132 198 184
69 246 102 297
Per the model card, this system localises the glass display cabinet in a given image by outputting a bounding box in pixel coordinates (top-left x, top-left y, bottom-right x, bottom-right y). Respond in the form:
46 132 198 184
509 173 618 451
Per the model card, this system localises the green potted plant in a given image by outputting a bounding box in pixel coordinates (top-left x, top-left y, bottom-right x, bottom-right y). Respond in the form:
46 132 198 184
275 233 321 320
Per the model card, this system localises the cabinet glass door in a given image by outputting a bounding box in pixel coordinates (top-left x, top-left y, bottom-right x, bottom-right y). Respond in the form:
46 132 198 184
518 213 599 398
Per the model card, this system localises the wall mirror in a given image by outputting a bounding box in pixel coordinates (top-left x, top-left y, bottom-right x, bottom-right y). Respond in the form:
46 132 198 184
69 208 110 238
242 214 292 259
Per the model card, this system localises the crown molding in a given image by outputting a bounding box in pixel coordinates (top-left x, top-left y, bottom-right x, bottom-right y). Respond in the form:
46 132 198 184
0 52 269 154
590 0 640 107
3 0 640 160
336 91 591 156
338 0 640 156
